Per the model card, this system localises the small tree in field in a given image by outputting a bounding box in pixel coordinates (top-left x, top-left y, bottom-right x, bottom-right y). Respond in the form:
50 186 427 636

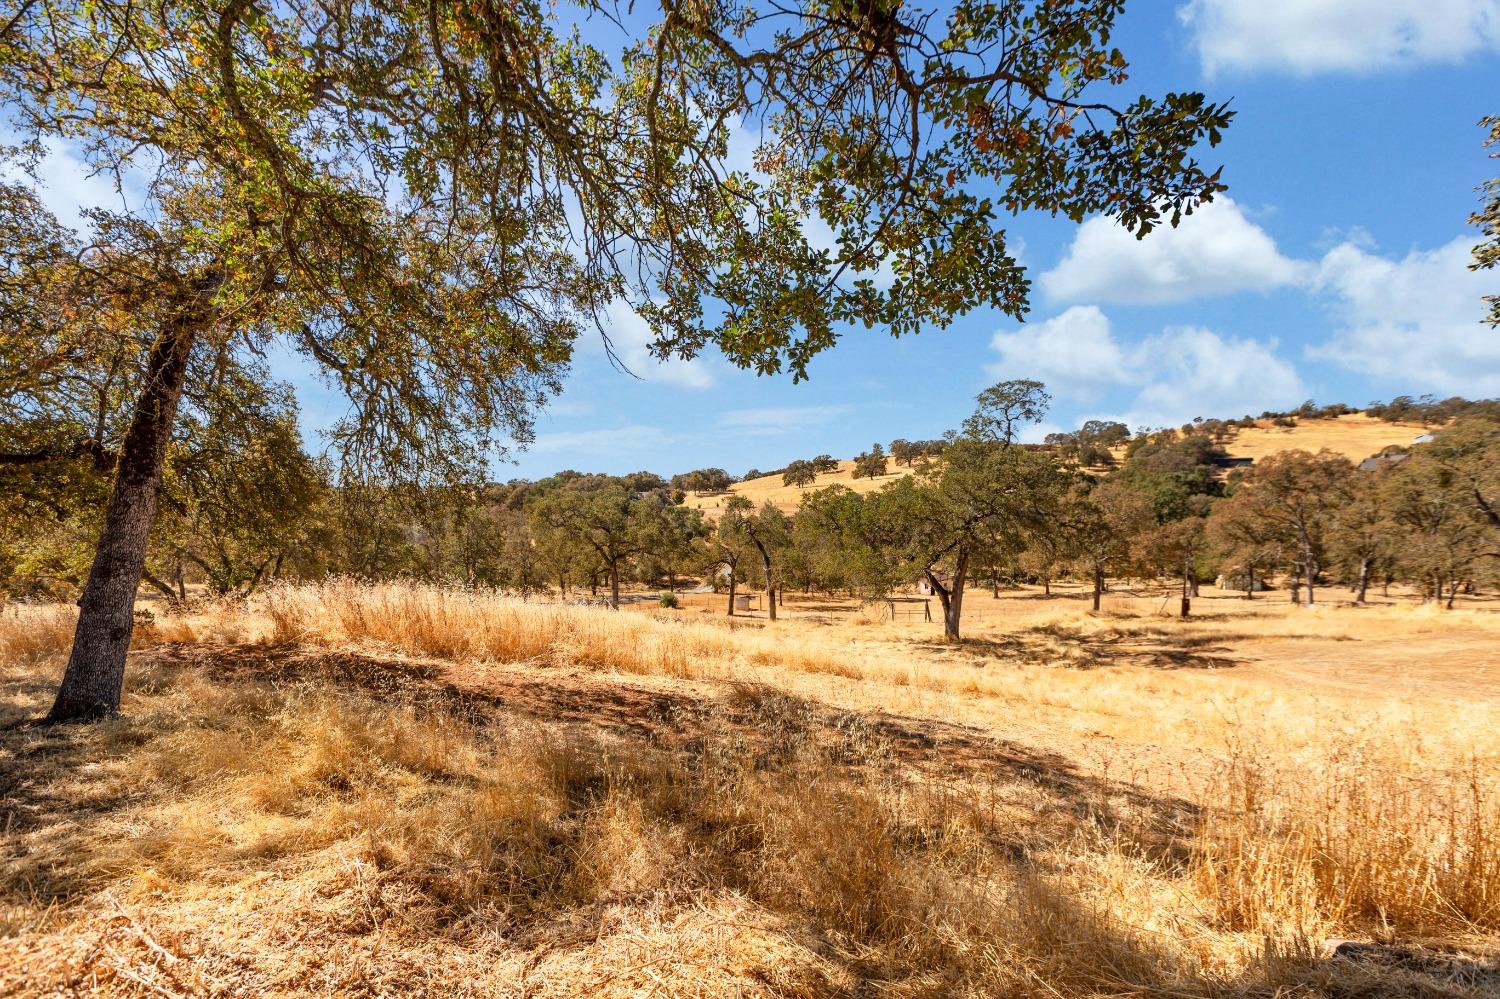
1213 450 1354 606
853 445 889 479
1058 478 1154 611
783 461 818 489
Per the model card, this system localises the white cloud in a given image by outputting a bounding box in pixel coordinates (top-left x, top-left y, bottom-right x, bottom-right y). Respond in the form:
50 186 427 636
1 137 131 233
987 306 1128 393
1307 236 1500 394
1124 326 1306 428
591 300 717 389
988 308 1306 431
1180 0 1500 76
717 404 854 434
530 424 678 455
1040 198 1305 305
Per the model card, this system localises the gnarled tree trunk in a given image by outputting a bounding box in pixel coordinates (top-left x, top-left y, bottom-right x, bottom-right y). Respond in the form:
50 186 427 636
926 547 969 642
47 275 220 722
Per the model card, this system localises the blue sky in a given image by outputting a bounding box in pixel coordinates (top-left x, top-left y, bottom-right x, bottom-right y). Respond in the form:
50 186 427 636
17 1 1500 481
510 1 1500 480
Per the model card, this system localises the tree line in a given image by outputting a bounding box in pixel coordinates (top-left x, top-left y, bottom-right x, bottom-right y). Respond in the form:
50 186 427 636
13 380 1499 654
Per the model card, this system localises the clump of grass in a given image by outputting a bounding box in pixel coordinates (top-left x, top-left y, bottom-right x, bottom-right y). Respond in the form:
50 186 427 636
0 603 75 666
1194 745 1500 936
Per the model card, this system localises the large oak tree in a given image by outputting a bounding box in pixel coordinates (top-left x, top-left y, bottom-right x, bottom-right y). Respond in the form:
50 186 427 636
0 0 1231 719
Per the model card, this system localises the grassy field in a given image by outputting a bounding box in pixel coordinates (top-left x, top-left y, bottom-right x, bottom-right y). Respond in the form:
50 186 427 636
688 413 1433 517
3 582 1498 997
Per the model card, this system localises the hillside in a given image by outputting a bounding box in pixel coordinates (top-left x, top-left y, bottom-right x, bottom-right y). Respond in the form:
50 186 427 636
1216 411 1433 463
687 412 1436 517
682 457 917 517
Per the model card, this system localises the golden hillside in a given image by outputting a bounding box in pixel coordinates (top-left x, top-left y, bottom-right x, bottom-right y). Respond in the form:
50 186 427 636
1218 412 1434 463
689 413 1436 517
683 457 916 518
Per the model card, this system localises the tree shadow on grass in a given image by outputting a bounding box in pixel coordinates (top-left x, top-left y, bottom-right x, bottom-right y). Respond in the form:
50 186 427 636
908 627 1242 671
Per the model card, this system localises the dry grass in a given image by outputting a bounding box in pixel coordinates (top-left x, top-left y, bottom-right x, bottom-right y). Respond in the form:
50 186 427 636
683 457 915 518
3 582 1498 996
1219 413 1434 464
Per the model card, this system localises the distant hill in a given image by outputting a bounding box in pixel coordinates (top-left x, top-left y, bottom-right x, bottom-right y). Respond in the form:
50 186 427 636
1212 412 1433 464
684 412 1437 517
682 457 917 518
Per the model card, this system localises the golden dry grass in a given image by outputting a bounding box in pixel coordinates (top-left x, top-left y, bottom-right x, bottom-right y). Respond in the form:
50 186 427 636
3 582 1498 997
1218 413 1434 464
683 457 915 517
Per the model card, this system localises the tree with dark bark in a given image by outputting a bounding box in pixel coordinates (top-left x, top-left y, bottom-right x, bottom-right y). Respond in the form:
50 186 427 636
963 381 1052 446
783 461 818 489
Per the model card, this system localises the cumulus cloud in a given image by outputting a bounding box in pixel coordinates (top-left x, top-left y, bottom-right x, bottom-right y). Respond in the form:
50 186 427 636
1125 326 1307 428
1039 198 1305 305
987 306 1128 393
1179 0 1500 76
988 307 1306 431
592 300 717 390
1306 236 1500 395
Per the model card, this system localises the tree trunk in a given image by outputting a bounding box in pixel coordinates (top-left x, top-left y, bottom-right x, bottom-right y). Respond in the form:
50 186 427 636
1180 559 1192 618
1092 563 1103 612
1042 575 1050 596
749 534 775 621
945 549 968 640
609 562 620 609
1303 558 1316 606
1355 558 1371 604
727 570 737 617
1289 566 1301 604
1446 577 1459 609
142 570 179 604
1245 566 1255 600
47 280 217 723
928 550 968 642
